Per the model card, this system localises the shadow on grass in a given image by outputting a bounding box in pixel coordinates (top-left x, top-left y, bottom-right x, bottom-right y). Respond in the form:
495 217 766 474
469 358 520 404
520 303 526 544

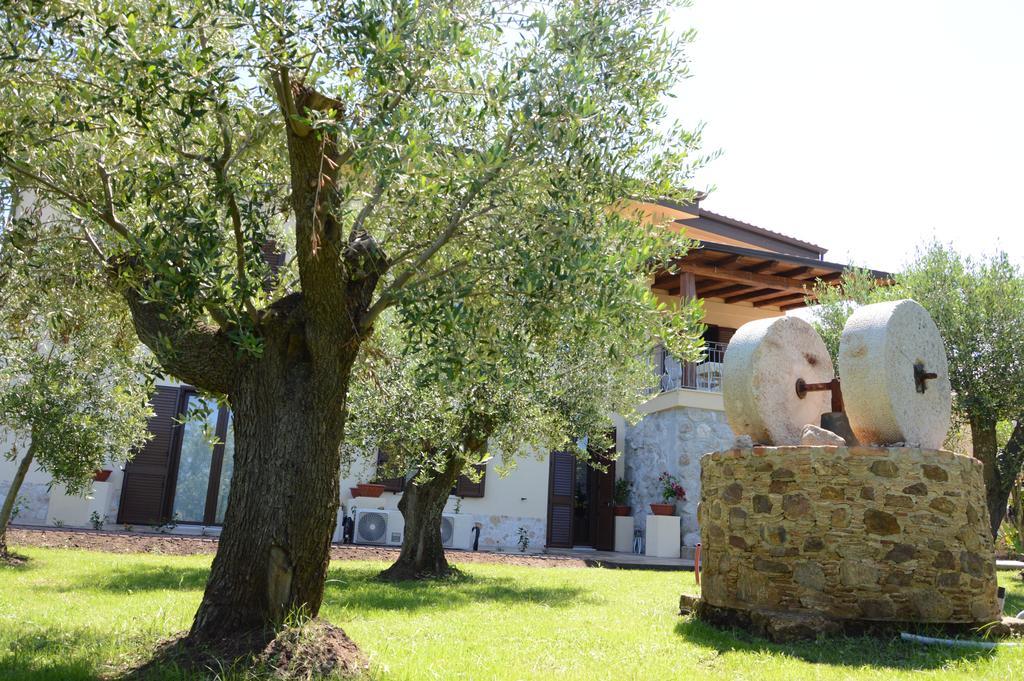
40 560 591 612
673 617 996 672
41 564 211 594
322 564 596 613
0 627 146 681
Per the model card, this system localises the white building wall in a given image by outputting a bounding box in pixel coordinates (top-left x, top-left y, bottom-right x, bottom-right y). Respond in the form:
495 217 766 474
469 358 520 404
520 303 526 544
338 452 550 551
0 424 128 528
2 412 551 551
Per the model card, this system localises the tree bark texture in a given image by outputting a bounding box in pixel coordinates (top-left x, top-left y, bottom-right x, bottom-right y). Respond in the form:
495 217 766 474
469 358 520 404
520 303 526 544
0 441 35 559
970 415 1009 538
1000 418 1024 541
379 458 465 581
187 296 362 640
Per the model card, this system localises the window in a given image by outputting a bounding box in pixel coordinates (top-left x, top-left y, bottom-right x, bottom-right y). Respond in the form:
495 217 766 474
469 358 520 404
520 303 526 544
168 392 233 525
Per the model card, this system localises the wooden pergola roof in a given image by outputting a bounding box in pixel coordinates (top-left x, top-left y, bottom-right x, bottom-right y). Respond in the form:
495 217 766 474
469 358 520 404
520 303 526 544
651 241 891 311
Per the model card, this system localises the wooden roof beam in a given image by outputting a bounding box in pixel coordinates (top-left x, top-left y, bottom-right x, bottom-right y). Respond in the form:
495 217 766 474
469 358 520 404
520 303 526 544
775 265 813 279
753 291 810 307
699 283 749 298
678 263 813 295
741 259 778 273
724 288 785 304
712 254 742 267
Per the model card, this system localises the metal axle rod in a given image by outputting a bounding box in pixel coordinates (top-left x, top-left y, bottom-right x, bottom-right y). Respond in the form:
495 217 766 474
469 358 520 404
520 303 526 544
795 377 844 413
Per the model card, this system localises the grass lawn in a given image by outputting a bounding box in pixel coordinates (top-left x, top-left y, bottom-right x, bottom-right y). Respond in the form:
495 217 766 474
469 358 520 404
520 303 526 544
1 547 1022 680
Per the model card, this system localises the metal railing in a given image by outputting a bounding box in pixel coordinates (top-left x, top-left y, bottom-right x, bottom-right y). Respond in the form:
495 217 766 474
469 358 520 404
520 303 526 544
653 341 728 393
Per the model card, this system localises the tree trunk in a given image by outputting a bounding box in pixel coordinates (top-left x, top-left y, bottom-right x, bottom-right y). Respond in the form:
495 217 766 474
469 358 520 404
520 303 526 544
1001 419 1024 547
379 458 464 581
1011 477 1024 555
970 415 1006 538
0 441 35 559
187 320 359 642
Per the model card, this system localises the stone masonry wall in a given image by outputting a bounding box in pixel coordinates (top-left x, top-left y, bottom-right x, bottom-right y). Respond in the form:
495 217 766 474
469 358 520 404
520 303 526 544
699 446 1000 624
0 480 49 525
625 406 735 546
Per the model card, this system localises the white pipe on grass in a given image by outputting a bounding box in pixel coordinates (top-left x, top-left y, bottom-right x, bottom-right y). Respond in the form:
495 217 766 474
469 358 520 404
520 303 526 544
900 632 1022 650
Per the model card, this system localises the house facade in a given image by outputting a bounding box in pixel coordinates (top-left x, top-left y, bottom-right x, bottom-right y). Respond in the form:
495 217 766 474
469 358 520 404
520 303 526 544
0 196 884 553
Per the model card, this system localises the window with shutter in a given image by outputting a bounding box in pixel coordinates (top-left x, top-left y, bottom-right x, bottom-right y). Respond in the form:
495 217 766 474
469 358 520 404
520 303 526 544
373 450 405 492
117 385 182 525
453 463 486 498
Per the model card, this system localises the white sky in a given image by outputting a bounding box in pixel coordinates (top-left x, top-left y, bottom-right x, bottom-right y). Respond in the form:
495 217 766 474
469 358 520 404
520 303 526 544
667 0 1024 273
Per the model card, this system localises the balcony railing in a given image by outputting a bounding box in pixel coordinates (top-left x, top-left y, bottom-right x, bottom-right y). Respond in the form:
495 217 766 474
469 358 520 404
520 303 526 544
652 341 728 393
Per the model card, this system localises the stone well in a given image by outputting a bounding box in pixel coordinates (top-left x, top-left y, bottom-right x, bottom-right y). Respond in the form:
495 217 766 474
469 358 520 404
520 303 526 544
698 445 1000 624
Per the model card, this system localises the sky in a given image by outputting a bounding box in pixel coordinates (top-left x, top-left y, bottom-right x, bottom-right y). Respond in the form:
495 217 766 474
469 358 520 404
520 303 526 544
667 0 1024 273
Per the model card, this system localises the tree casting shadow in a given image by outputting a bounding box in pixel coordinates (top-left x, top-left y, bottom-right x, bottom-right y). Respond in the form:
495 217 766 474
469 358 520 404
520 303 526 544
0 627 128 681
322 564 596 612
674 616 996 672
43 564 211 594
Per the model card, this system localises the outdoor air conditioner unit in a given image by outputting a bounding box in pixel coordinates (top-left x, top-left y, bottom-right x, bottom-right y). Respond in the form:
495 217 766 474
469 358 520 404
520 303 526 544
440 514 475 550
354 509 404 546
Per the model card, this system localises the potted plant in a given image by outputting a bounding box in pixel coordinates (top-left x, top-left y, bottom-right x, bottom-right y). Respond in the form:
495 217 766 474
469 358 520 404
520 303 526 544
613 478 632 516
93 469 113 482
650 472 684 515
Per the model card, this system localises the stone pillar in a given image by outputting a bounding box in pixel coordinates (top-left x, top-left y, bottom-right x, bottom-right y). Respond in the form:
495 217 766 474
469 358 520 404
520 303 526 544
699 445 1000 624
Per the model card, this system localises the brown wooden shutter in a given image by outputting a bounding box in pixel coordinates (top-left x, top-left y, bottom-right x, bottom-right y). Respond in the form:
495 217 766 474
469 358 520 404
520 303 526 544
373 450 405 493
546 451 575 548
453 463 486 498
260 240 286 291
117 385 181 525
260 240 286 271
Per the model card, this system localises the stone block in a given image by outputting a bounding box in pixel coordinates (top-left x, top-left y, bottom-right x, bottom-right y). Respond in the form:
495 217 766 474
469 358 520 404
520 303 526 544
645 514 680 558
613 516 634 554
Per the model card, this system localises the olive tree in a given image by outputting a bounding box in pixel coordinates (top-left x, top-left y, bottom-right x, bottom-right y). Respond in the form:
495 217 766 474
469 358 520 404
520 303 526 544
348 269 702 580
810 244 1024 536
0 0 704 652
0 198 152 561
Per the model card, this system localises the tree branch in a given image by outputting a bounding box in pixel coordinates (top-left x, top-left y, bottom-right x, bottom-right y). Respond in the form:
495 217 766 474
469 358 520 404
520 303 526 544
119 278 239 395
360 181 499 333
349 175 388 242
95 160 132 240
78 222 105 261
212 115 258 324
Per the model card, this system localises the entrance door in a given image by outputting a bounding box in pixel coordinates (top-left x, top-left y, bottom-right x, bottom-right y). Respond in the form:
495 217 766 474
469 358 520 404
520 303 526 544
546 444 616 550
591 450 615 551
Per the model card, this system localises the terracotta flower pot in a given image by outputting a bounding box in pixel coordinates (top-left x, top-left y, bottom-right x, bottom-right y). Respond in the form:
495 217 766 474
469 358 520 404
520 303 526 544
650 502 676 516
349 487 362 498
613 505 631 517
93 470 112 482
358 483 386 498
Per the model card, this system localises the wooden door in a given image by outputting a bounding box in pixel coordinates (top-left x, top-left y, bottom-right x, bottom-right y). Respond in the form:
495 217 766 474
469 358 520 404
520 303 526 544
546 451 575 548
593 459 616 551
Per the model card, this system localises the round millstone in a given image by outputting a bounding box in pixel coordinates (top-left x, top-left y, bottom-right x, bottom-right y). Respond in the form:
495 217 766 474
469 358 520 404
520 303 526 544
838 299 952 449
723 316 835 445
